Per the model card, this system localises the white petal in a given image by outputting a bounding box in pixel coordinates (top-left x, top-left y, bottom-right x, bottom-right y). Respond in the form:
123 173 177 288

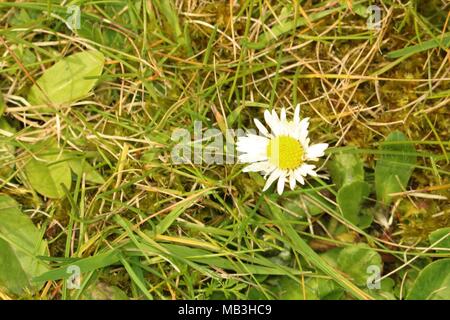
236 135 269 153
263 169 281 192
298 164 317 177
238 153 267 163
298 118 310 144
286 123 298 138
294 169 305 185
280 108 286 122
289 173 296 190
262 164 276 176
237 135 269 162
254 118 270 137
264 110 279 134
236 134 268 145
277 172 286 195
263 162 277 176
304 137 310 147
243 161 271 173
294 104 300 124
264 110 272 126
271 110 279 123
271 111 282 135
306 143 328 160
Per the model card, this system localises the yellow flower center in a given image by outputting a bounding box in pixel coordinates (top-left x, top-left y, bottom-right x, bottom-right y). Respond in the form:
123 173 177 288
266 135 304 170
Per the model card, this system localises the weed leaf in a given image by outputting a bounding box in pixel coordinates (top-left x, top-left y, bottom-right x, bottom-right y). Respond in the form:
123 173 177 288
67 155 105 185
375 131 416 205
328 152 365 189
337 244 382 287
24 144 72 199
28 50 104 106
337 180 371 227
407 259 450 300
0 195 48 295
428 228 450 253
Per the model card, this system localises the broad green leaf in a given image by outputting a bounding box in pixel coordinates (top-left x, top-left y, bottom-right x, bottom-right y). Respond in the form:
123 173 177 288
365 277 396 300
357 208 375 230
247 287 267 300
337 244 382 286
0 239 29 295
28 50 104 106
375 131 416 205
67 156 105 184
272 276 318 300
407 259 450 300
328 152 365 189
337 180 371 227
306 277 344 300
24 145 72 199
271 276 344 300
0 195 48 295
320 248 342 269
429 228 450 253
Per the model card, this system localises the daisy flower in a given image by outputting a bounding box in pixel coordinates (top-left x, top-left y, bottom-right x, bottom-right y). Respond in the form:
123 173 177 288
237 105 328 195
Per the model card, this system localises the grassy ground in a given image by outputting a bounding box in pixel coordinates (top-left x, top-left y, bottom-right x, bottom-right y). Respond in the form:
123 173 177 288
0 0 449 300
